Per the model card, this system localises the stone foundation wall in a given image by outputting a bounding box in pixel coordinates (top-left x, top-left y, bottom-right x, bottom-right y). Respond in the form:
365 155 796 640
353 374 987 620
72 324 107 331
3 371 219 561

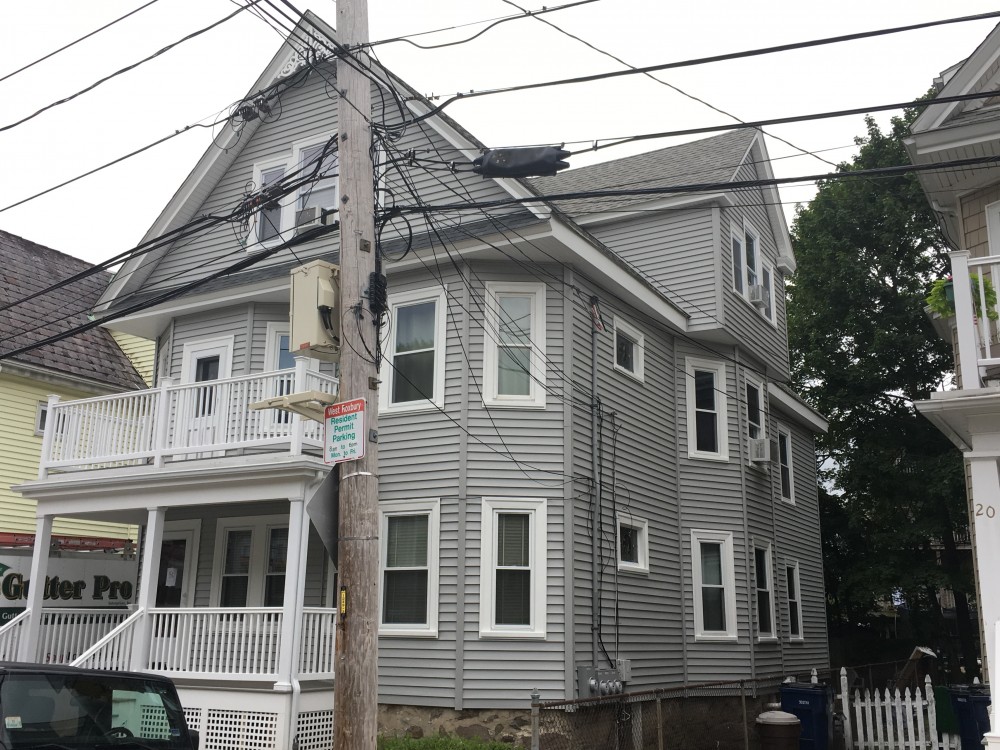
379 704 533 746
378 691 782 749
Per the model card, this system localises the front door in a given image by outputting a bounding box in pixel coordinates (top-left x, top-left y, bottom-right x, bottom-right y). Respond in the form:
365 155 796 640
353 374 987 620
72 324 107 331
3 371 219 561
180 337 233 453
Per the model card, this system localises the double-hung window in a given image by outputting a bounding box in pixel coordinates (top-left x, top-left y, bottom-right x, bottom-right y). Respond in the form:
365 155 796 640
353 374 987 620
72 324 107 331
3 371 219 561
250 134 338 248
212 515 288 607
691 530 737 640
731 233 744 295
379 499 440 636
483 282 546 408
744 224 759 290
382 288 447 412
479 498 547 638
777 426 794 503
616 514 649 574
686 358 728 461
745 378 764 441
613 317 644 382
754 545 775 639
786 562 803 640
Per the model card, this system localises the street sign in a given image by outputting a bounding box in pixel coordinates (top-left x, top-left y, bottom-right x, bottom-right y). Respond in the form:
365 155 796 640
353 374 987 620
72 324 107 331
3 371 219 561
324 398 366 464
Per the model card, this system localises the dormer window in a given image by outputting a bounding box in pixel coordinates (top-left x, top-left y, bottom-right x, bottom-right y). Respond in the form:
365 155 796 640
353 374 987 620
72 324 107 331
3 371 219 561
731 219 776 325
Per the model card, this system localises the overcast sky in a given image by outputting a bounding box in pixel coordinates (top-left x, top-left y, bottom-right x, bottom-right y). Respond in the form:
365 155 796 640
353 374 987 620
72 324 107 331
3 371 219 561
1 0 997 266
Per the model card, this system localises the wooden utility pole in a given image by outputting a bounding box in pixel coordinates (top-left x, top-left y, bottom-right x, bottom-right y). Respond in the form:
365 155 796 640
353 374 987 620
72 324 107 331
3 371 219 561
332 0 379 746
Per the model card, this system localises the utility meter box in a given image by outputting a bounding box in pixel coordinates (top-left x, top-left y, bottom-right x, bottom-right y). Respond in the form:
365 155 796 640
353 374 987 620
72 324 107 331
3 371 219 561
290 260 341 362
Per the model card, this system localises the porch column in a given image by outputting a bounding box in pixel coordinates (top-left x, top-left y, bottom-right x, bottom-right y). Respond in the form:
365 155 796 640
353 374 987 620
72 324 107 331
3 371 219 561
275 498 309 690
19 515 53 661
131 507 166 671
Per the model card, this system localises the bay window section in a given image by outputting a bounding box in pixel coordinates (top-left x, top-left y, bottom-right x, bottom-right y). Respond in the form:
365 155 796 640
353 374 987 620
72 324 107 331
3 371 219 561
484 282 546 408
382 289 446 412
480 497 547 638
380 499 440 636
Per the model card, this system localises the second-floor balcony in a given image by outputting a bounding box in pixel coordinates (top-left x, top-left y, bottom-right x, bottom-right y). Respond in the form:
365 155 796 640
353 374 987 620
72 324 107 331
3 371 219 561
946 251 1000 390
39 365 339 477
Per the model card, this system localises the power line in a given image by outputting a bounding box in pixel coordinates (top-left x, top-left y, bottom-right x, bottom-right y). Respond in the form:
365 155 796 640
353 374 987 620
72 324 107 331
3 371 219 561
499 0 839 170
389 153 1000 215
0 0 162 85
405 10 1000 120
0 0 266 136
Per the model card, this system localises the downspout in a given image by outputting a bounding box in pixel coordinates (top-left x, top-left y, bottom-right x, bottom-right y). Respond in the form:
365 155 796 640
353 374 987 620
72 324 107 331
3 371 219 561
589 296 604 669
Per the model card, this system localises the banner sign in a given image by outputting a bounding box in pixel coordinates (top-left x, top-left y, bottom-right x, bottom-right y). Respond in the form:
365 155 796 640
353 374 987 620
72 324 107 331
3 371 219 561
0 555 138 607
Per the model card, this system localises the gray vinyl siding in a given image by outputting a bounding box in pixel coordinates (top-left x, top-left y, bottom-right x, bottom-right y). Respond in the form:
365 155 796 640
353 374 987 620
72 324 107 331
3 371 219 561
720 161 790 379
587 208 720 327
142 62 521 291
567 276 683 692
167 306 249 380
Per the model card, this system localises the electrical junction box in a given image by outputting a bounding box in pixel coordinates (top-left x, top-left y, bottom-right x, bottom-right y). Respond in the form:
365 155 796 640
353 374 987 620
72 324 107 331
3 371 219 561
577 666 624 697
290 260 341 363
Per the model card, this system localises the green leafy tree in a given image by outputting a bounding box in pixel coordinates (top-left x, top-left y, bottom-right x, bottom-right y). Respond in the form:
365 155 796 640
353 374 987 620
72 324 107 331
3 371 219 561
788 110 978 678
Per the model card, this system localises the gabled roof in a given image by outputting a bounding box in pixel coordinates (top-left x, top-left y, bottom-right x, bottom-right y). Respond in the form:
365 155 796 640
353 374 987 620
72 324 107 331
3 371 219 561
0 230 145 391
532 129 756 215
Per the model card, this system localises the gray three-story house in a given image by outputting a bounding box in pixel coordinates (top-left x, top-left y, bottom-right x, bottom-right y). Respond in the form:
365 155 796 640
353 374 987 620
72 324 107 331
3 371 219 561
10 12 828 750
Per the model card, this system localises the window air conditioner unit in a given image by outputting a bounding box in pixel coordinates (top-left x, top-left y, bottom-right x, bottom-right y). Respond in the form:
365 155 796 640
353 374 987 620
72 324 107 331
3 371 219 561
749 437 771 463
748 284 768 308
295 207 326 234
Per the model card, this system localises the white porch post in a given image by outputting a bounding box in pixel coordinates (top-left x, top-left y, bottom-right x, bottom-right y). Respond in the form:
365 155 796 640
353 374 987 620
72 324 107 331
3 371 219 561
19 515 53 661
276 498 309 690
290 357 309 457
131 507 166 671
951 250 983 389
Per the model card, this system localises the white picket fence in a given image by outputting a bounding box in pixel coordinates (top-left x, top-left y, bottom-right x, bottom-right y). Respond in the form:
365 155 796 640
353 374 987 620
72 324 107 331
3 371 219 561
838 667 962 750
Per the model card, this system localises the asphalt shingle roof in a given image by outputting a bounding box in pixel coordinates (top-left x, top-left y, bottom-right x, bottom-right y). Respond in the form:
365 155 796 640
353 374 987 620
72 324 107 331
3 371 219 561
0 230 145 390
532 129 757 216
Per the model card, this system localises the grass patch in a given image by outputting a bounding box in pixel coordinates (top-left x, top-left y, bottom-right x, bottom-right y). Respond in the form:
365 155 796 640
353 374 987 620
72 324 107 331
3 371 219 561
378 736 514 750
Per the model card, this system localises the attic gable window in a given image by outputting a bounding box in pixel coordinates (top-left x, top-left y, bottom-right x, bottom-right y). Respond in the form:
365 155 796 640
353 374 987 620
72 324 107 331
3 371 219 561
249 134 338 249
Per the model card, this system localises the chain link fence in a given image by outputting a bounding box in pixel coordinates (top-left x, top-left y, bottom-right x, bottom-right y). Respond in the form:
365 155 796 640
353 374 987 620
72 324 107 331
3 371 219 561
530 672 826 750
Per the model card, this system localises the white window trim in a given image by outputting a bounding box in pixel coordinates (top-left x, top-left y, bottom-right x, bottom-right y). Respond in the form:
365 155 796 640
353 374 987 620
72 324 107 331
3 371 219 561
754 542 776 641
292 132 339 214
479 497 547 639
180 336 234 383
777 424 795 505
745 374 766 468
379 287 448 414
34 401 48 436
691 529 737 641
762 263 777 326
744 220 761 291
250 155 293 251
685 358 729 462
612 316 645 383
730 230 744 295
483 282 547 409
378 498 440 638
616 513 649 575
209 514 288 607
787 561 804 641
985 200 1000 250
247 133 338 252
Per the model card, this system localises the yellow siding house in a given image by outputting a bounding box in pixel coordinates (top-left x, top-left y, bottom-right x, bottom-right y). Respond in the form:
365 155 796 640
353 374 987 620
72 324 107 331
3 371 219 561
0 230 150 539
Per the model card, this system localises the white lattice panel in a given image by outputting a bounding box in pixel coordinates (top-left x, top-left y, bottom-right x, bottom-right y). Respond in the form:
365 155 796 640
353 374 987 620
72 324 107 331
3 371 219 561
296 710 334 750
204 709 279 750
140 705 170 739
183 707 203 735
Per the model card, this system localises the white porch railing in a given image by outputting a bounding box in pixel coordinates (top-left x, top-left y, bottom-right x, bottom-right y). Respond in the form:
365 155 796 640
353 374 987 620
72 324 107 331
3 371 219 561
149 608 283 679
40 368 338 474
0 610 29 661
838 667 962 750
38 609 130 664
298 608 337 678
949 252 1000 388
72 607 144 671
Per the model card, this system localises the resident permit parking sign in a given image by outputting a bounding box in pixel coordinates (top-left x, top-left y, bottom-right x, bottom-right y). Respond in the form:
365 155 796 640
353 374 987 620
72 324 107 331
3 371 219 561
324 398 366 464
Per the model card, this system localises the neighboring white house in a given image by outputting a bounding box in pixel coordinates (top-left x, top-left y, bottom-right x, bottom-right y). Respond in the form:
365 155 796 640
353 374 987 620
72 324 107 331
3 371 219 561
906 20 1000 747
7 12 828 749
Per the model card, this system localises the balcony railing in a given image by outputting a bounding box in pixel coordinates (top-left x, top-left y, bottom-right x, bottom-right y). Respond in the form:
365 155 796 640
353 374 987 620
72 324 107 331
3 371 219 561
39 366 338 475
950 251 1000 389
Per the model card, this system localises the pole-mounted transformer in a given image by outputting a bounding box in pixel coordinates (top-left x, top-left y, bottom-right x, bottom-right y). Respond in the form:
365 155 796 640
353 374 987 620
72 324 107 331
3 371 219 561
472 146 571 178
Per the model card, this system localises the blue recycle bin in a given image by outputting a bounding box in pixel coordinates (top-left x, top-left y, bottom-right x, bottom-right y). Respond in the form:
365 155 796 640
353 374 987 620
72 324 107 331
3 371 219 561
949 685 991 750
780 682 830 750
